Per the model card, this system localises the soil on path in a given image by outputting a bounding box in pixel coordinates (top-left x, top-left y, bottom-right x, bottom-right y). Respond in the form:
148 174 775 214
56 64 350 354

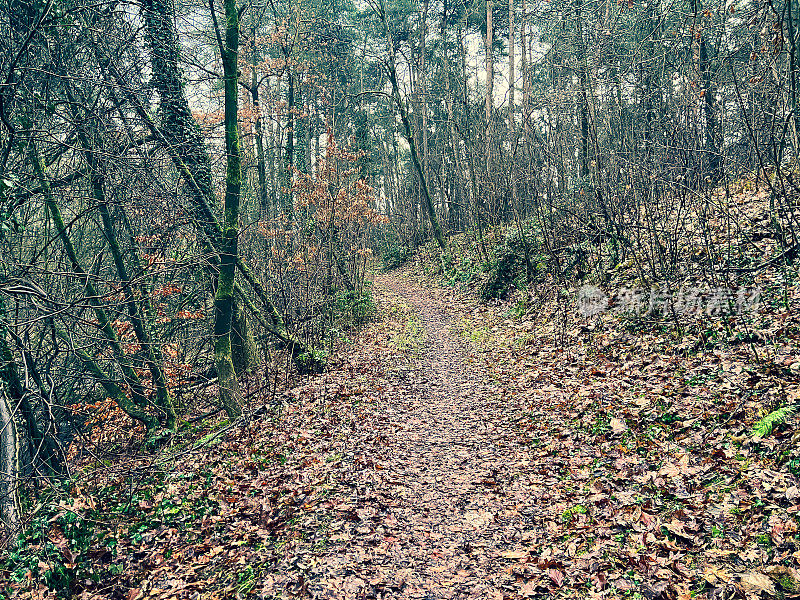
301 273 539 599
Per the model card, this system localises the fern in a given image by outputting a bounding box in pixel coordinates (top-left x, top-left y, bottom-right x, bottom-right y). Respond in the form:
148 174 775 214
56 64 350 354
752 405 797 438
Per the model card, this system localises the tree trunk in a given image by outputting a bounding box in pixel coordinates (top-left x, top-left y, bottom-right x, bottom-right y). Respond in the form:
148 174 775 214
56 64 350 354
0 297 20 541
232 302 257 376
269 74 280 205
251 23 270 218
0 329 61 477
67 95 176 429
640 0 658 160
442 0 466 233
284 53 295 216
575 0 590 180
313 90 320 174
0 386 20 543
697 5 720 182
421 0 430 215
379 0 446 252
140 0 220 247
509 0 518 216
131 4 310 367
214 0 244 418
485 0 494 214
521 0 529 135
789 0 799 154
509 0 515 130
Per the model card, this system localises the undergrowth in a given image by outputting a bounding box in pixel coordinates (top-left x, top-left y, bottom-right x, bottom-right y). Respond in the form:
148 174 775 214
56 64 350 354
381 245 412 271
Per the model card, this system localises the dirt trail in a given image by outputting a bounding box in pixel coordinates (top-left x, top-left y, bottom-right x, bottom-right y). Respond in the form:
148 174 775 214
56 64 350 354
307 274 539 599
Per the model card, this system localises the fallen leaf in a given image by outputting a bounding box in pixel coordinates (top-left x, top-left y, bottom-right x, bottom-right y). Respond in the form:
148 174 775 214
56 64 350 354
126 589 142 600
548 568 564 587
610 417 628 434
739 572 776 597
704 565 732 585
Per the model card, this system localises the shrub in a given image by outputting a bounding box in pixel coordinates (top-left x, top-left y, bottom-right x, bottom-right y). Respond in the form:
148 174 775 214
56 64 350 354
480 245 522 301
381 246 412 271
295 347 328 374
334 289 375 326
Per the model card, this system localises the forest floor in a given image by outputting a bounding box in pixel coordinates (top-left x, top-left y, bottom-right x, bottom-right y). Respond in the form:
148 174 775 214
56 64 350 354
11 263 800 600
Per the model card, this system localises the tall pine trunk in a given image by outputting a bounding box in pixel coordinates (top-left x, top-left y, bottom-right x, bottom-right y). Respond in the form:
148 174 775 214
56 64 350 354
421 0 430 216
509 0 517 217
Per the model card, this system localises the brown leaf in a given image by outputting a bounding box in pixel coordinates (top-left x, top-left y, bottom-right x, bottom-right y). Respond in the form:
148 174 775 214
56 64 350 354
703 565 732 585
591 570 608 590
610 417 628 435
548 568 564 587
520 580 539 597
739 572 776 597
126 589 142 600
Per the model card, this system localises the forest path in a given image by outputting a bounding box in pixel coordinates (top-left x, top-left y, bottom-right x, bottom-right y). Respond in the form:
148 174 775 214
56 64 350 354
303 273 540 599
25 265 796 600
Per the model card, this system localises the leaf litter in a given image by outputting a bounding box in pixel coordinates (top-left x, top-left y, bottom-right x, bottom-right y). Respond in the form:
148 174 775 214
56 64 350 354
8 266 800 600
